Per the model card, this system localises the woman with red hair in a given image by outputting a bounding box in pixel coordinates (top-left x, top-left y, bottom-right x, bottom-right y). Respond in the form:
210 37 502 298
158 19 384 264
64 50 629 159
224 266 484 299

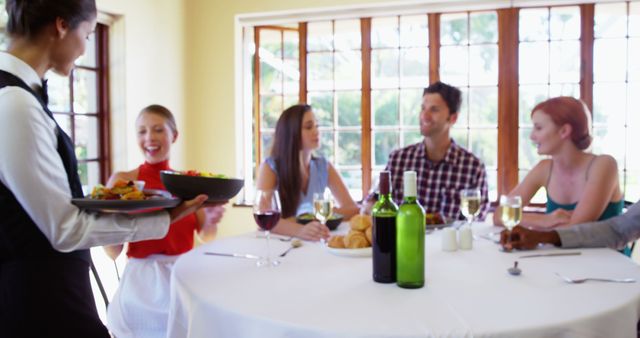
494 96 623 229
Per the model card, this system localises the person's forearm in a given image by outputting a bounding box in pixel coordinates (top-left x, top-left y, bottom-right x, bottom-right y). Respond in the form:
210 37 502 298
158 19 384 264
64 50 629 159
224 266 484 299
519 213 553 229
334 205 359 220
271 218 303 237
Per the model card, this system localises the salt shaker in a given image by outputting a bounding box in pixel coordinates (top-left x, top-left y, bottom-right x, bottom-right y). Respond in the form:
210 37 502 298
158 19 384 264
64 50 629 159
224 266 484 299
458 225 473 250
441 228 457 251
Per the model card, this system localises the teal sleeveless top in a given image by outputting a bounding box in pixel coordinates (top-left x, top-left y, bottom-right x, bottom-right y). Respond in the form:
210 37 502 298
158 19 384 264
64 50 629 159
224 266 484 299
546 197 624 221
265 156 329 216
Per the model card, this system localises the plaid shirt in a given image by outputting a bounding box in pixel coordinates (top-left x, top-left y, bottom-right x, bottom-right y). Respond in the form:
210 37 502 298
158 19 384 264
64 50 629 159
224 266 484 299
378 140 489 221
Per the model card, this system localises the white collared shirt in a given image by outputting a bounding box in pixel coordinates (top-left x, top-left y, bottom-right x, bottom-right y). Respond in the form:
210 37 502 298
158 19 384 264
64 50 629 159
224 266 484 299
0 52 170 252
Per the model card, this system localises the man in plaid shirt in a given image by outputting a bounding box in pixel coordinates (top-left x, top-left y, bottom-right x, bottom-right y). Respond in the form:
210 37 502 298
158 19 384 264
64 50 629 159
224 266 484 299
371 81 489 221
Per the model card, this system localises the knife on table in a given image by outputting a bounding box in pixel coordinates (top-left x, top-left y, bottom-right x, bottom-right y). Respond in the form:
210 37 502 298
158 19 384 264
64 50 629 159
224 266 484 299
518 252 581 259
204 252 261 259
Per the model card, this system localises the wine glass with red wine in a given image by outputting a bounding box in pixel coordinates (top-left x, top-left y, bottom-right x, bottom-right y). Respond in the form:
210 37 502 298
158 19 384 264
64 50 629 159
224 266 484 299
253 189 282 267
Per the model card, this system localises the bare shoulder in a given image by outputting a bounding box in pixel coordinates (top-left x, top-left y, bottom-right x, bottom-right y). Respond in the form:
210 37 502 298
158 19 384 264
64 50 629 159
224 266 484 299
592 154 618 170
256 161 277 189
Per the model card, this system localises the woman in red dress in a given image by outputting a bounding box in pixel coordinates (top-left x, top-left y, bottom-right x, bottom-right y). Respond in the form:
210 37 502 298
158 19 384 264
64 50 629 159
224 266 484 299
104 105 225 338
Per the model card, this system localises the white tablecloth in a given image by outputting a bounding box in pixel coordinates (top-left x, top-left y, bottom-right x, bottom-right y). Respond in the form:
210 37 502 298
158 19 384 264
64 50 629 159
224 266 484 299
168 223 640 338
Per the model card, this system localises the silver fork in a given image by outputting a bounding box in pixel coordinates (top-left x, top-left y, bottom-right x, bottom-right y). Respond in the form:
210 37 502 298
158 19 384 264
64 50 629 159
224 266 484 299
555 272 636 284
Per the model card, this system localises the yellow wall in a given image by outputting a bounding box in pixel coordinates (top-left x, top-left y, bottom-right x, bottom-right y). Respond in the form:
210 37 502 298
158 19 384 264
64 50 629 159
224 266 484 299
182 0 389 237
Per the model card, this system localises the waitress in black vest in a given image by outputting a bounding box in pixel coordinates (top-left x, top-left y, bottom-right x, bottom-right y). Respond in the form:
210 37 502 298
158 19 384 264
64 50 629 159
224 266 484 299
0 1 207 337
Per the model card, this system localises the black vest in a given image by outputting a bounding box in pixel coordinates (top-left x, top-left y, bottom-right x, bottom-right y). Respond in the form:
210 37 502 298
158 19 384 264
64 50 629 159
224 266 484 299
0 70 108 337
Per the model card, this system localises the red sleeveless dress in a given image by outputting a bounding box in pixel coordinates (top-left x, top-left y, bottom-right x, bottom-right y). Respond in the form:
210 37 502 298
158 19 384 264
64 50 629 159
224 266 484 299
126 160 198 258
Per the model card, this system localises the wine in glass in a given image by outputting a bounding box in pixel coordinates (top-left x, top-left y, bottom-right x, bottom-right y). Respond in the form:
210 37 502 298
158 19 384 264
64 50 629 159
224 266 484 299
499 195 523 251
459 188 481 226
253 189 282 267
313 190 333 227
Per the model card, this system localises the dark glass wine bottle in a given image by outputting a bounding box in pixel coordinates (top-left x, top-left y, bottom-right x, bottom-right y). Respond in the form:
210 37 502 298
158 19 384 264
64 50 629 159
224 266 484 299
396 171 425 289
372 171 398 283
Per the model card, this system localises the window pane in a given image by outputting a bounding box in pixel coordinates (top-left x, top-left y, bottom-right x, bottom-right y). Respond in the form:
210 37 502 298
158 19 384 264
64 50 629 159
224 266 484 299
629 38 640 82
519 85 548 125
469 45 498 86
440 13 468 46
372 89 398 126
47 71 71 113
592 127 626 166
593 83 626 126
371 49 399 89
470 12 497 44
75 116 99 160
468 86 497 126
594 39 627 82
260 95 282 129
336 91 361 127
307 21 333 52
400 47 428 87
487 170 498 202
340 170 362 201
628 129 640 170
318 131 334 162
337 132 361 165
260 29 282 57
519 42 549 84
282 59 299 94
335 51 361 90
629 83 640 127
261 132 273 160
625 170 640 202
403 130 422 146
373 131 399 166
307 52 333 91
371 17 399 48
334 19 361 51
283 30 298 59
400 15 428 47
549 41 580 84
54 114 72 137
75 32 97 68
595 3 627 39
73 69 97 114
78 161 100 195
469 129 497 168
550 6 580 41
259 61 282 94
630 3 640 37
450 128 468 149
400 88 421 127
457 88 469 128
549 83 579 98
518 128 542 169
520 8 549 42
440 45 468 86
307 92 333 127
283 95 299 110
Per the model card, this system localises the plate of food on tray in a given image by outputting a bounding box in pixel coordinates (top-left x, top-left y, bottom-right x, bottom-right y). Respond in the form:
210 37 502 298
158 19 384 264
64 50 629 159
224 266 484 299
72 179 179 212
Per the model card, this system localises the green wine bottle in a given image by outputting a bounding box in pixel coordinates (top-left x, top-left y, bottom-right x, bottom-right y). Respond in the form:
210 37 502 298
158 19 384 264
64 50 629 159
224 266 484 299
396 170 425 289
372 171 398 283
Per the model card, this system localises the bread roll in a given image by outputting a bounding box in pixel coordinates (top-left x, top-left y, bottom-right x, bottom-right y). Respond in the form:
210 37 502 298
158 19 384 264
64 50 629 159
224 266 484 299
328 235 345 248
350 214 372 231
365 226 372 244
344 231 369 248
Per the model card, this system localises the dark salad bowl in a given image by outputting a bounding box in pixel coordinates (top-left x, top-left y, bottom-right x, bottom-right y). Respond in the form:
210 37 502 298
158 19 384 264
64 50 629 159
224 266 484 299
296 212 344 231
160 170 244 203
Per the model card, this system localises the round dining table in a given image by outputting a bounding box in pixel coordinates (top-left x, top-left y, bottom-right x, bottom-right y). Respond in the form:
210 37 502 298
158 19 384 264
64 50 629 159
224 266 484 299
167 223 640 338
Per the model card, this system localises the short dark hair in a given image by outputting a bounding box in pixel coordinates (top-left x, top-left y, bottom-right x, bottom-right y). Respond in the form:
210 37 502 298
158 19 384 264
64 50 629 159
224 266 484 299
423 81 462 115
6 0 97 39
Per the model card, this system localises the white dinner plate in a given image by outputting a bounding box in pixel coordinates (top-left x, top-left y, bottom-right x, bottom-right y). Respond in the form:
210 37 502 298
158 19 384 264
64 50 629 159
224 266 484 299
323 244 372 257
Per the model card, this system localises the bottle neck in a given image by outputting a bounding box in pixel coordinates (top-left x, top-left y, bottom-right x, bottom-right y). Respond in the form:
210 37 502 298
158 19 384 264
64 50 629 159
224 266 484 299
403 195 417 204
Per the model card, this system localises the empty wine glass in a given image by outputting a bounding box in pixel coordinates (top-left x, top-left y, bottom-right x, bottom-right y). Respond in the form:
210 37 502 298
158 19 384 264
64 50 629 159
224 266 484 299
459 188 481 226
499 195 523 251
253 189 282 267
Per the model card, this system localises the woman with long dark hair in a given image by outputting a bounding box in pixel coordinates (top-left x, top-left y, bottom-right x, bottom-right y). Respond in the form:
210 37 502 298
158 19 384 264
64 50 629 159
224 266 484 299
256 104 358 241
0 1 205 336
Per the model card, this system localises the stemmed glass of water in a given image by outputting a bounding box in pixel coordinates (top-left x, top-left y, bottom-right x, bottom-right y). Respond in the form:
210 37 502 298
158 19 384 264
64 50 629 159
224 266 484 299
499 195 522 251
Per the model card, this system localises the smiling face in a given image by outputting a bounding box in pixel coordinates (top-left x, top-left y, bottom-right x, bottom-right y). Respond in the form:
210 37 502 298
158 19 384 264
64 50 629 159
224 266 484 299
136 112 177 164
530 110 566 155
50 17 97 76
419 93 457 138
300 110 320 152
